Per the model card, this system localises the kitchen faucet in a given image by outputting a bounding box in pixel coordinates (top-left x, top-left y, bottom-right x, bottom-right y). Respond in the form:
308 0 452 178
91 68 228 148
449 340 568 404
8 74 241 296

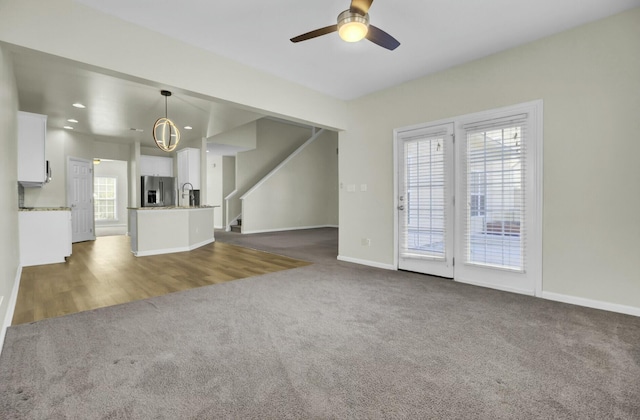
181 182 195 206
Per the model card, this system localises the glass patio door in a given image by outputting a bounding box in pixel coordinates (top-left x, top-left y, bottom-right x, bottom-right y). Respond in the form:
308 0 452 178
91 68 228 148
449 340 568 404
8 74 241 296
396 101 542 295
397 123 454 278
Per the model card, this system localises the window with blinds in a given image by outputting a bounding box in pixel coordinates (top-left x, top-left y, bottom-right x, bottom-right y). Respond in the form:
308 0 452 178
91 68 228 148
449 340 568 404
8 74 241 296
94 177 117 221
462 115 526 271
400 132 447 259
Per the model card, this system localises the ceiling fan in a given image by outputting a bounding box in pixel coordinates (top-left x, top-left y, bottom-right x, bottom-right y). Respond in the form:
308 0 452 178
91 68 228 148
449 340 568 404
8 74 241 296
290 0 400 51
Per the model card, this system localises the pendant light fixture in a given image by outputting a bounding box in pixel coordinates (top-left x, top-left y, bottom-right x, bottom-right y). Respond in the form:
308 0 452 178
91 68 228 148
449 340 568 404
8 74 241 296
153 90 181 152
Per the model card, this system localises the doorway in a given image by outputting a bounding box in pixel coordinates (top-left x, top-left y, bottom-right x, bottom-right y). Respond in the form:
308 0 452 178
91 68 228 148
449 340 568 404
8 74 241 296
395 101 542 296
93 158 129 237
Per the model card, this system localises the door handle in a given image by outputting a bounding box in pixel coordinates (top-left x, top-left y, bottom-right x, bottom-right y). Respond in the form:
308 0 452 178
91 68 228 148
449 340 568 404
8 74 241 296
398 205 404 211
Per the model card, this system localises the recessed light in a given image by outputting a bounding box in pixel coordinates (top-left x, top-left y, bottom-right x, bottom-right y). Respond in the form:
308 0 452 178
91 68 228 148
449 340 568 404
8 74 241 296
63 126 74 130
67 119 78 123
206 150 209 153
184 126 193 130
72 103 86 108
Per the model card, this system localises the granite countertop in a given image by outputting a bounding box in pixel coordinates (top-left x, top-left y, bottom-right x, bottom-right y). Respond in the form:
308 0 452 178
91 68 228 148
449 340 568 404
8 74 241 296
128 205 219 210
19 207 71 212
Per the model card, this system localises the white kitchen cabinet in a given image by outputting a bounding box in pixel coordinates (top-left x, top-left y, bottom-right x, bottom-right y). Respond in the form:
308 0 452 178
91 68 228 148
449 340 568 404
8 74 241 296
18 111 48 187
19 209 72 266
140 155 173 177
177 148 200 190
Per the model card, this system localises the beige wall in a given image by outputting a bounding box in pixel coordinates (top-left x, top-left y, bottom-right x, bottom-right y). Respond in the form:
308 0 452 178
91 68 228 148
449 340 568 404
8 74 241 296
340 9 640 308
0 44 20 338
242 130 338 233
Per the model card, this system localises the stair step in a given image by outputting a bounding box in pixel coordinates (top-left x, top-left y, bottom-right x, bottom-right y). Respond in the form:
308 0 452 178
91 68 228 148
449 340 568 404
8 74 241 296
230 225 241 233
237 219 242 226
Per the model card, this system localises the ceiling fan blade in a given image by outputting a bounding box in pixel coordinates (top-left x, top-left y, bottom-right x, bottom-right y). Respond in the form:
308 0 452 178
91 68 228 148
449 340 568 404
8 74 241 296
366 25 400 51
290 25 338 43
350 0 374 15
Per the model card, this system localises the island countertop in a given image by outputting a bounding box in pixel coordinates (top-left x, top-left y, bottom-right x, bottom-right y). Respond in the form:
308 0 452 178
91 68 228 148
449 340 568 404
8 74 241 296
127 205 218 210
19 207 71 212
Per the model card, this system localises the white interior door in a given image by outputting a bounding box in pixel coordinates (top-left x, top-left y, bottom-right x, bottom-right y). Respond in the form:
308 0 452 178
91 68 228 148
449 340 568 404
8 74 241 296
67 157 95 243
396 123 454 278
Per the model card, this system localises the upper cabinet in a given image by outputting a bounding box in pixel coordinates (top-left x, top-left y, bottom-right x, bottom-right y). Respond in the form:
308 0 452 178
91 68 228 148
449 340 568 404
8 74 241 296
177 148 201 190
140 155 173 177
18 111 48 187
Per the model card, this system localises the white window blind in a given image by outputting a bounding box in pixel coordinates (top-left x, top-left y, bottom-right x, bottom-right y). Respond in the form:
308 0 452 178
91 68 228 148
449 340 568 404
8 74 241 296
461 115 527 271
94 177 117 221
400 131 447 259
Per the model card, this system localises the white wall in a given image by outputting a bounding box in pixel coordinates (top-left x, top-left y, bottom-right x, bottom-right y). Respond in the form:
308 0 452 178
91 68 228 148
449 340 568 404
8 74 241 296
209 121 257 150
93 160 128 227
339 9 640 309
0 44 20 343
241 129 338 233
207 154 223 228
236 119 311 193
23 130 131 208
206 154 236 229
0 0 347 131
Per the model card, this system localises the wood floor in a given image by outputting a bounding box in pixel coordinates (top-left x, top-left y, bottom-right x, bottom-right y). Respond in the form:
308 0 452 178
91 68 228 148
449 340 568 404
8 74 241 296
12 235 311 325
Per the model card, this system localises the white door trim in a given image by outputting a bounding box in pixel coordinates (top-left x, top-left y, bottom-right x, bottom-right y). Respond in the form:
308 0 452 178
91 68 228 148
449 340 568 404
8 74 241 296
393 117 456 270
395 122 455 278
394 100 543 297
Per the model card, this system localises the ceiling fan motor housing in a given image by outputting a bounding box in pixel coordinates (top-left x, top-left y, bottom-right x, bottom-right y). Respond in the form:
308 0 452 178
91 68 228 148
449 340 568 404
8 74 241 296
337 10 370 42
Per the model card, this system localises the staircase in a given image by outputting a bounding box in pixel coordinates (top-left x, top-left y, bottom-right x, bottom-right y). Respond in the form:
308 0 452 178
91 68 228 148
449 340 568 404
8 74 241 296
230 218 242 233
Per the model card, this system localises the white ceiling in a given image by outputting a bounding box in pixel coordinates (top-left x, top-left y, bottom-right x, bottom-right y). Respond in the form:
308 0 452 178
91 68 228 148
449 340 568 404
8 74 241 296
10 46 266 149
75 0 640 100
9 0 640 148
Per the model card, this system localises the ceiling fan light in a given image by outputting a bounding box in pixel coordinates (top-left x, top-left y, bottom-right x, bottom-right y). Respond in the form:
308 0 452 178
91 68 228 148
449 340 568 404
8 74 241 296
337 10 369 43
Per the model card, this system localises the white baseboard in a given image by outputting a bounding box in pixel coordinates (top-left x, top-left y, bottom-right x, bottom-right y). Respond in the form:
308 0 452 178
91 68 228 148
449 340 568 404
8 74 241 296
454 277 535 297
0 265 22 356
241 225 338 235
542 291 640 317
337 255 396 270
190 238 216 250
134 238 215 257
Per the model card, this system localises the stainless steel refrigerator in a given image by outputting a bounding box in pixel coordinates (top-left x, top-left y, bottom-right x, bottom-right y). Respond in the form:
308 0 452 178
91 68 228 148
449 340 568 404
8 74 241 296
141 176 176 207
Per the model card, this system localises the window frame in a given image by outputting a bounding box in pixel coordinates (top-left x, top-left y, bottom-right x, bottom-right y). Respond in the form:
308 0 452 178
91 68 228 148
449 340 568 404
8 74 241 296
94 176 118 222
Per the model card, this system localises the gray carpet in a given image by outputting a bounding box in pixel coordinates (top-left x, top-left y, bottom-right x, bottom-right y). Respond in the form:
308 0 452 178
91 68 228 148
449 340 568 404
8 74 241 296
1 228 639 419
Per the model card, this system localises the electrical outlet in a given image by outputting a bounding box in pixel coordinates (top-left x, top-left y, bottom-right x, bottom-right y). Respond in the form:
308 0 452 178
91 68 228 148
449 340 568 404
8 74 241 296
361 238 371 246
360 184 367 192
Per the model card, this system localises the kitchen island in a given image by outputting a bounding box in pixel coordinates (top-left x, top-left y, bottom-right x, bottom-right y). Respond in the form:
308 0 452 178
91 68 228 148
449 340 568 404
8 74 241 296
128 206 216 257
